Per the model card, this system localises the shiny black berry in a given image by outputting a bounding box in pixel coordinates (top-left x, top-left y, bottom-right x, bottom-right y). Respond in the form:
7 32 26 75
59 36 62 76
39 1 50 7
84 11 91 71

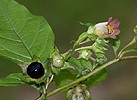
27 62 44 79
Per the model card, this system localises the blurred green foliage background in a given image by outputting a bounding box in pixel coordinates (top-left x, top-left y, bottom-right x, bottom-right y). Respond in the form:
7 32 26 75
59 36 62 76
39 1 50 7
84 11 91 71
0 0 137 100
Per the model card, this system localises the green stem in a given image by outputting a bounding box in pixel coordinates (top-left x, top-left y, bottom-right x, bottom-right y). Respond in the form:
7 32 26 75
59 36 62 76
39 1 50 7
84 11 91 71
46 55 137 97
47 58 119 97
118 37 136 57
75 45 93 51
120 56 137 61
64 36 88 60
79 38 91 45
64 40 81 61
120 48 137 57
52 34 137 98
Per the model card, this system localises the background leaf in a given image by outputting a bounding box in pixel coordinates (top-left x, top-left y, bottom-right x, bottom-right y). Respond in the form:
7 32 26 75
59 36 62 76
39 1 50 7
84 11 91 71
83 69 108 88
0 0 54 63
0 73 25 86
68 57 82 72
53 69 76 87
80 59 92 70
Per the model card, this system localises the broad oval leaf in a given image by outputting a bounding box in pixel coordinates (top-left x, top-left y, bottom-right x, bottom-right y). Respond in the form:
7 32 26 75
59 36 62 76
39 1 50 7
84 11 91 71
53 69 76 92
0 0 54 63
0 73 25 86
53 69 76 87
68 57 82 72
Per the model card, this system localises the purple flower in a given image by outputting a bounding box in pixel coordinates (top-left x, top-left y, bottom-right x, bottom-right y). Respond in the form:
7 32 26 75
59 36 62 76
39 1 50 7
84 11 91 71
94 17 120 39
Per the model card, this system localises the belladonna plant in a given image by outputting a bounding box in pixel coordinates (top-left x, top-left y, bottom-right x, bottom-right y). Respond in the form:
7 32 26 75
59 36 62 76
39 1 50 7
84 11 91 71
0 0 137 100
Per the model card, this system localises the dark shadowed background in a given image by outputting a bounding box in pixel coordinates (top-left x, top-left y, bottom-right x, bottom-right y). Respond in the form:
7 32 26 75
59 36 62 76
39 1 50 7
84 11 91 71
0 0 137 100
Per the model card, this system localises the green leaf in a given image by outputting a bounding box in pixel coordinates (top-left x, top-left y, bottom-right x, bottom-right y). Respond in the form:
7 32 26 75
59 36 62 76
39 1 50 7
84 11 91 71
53 69 76 87
0 0 54 63
77 32 88 43
83 69 107 88
87 26 94 34
91 38 108 64
68 57 82 72
109 36 120 55
96 38 108 47
0 73 25 86
80 59 92 70
96 53 107 64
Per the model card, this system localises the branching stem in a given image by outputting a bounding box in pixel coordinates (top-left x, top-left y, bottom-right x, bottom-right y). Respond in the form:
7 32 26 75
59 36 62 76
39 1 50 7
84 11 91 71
46 55 137 97
118 37 136 57
46 58 119 97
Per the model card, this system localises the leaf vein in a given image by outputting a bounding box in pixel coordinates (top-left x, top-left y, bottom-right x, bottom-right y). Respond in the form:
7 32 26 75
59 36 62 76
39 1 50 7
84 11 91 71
0 3 33 59
0 45 31 60
0 35 21 43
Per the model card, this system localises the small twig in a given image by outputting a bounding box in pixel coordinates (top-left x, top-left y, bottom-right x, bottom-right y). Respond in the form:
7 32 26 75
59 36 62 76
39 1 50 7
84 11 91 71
119 49 137 57
120 56 137 61
90 56 96 61
75 45 93 52
64 33 88 61
79 38 91 45
45 75 54 90
118 37 136 57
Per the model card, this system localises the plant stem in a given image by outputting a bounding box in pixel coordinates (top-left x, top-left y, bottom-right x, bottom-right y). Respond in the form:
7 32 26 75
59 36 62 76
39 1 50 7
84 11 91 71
75 45 93 51
79 38 91 45
120 56 137 61
46 55 137 98
64 33 88 61
46 58 119 97
118 37 136 57
119 48 137 57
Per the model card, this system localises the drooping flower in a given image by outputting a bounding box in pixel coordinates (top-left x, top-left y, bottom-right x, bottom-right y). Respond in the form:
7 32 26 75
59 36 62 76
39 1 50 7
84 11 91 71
94 17 120 39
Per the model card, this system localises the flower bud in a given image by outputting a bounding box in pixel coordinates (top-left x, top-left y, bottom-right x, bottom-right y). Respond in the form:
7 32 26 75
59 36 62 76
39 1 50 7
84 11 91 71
79 50 92 60
94 22 109 38
53 54 64 68
67 85 91 100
